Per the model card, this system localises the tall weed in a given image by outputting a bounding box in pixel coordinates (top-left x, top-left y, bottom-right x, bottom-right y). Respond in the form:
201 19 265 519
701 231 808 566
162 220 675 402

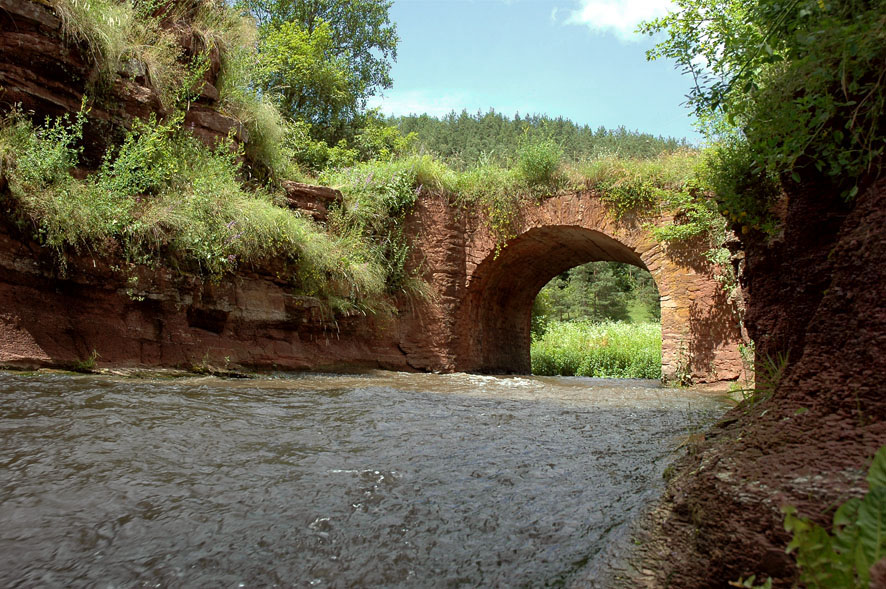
516 138 563 190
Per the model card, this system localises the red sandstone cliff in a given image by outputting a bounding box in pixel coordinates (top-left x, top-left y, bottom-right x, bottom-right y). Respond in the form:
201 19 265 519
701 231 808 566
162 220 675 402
0 0 411 371
630 171 886 586
0 0 250 163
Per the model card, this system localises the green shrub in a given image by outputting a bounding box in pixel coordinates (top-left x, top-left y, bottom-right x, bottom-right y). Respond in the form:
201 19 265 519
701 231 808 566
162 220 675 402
5 106 85 187
353 112 416 162
700 139 782 236
516 138 563 190
531 320 662 379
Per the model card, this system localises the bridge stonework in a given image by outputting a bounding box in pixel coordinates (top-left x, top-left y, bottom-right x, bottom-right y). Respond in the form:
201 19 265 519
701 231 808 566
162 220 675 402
399 191 745 384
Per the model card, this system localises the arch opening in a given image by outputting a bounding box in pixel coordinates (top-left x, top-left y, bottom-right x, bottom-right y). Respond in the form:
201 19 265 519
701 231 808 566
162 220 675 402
460 225 662 374
529 261 661 378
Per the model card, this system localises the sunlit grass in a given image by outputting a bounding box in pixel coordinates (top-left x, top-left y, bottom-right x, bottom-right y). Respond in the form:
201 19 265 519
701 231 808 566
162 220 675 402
531 320 661 379
0 109 389 311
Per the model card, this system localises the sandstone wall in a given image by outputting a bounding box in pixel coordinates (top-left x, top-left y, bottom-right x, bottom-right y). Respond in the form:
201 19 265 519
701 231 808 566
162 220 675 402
631 173 886 587
0 224 414 371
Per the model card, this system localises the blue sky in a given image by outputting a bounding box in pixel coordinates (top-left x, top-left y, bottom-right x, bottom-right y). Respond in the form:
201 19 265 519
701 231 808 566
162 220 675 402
367 0 701 141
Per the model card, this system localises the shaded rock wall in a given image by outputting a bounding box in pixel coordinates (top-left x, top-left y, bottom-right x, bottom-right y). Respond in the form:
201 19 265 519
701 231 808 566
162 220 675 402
632 173 886 587
0 226 411 371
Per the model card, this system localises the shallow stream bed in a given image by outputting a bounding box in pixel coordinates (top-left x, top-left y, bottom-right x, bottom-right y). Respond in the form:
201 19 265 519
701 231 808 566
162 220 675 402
0 370 727 587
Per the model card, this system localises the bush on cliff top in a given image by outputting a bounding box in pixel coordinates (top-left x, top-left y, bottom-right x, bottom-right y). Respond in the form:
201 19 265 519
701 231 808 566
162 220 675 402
0 108 391 311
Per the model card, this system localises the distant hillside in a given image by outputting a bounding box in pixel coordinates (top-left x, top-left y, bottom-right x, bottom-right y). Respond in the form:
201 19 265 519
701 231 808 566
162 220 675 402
390 109 691 168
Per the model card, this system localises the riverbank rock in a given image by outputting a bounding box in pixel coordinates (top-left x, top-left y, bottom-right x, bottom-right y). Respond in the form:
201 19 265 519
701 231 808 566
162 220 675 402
0 220 411 372
626 170 886 587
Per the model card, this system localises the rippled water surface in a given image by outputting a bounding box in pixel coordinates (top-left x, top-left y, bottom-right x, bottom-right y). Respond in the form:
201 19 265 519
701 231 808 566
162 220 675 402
0 370 727 587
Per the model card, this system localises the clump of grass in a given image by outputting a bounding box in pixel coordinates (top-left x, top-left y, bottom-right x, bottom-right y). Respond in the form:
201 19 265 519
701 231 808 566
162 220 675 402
320 155 455 294
515 138 564 189
732 351 789 409
323 155 456 209
50 0 200 109
72 349 100 373
567 150 699 219
531 320 661 379
453 157 523 245
189 0 257 54
50 0 134 75
214 40 304 182
0 108 388 309
50 0 292 180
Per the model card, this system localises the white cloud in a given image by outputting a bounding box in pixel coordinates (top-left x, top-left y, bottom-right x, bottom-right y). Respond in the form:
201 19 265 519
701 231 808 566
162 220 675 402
366 90 469 118
550 7 559 23
367 89 541 120
567 0 672 41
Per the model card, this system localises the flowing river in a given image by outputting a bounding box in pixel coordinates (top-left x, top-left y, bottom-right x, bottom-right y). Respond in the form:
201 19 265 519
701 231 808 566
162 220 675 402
0 370 727 587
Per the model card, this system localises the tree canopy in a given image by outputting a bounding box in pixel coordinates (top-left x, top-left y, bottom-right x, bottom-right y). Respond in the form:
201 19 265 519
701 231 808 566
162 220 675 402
240 0 398 144
643 0 885 197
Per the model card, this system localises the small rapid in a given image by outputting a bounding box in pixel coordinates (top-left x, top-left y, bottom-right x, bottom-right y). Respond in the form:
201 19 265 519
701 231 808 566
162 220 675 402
0 370 727 587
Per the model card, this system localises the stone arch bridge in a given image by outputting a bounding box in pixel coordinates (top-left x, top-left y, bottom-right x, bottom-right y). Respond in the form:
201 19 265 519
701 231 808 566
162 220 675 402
0 186 743 384
398 190 744 384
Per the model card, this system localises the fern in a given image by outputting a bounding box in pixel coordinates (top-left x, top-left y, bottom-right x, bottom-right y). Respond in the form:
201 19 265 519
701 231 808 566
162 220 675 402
783 446 886 588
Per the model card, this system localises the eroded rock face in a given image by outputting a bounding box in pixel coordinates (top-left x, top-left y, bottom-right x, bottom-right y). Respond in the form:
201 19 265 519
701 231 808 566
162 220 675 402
0 225 410 371
0 0 87 118
281 181 343 224
0 0 243 160
631 173 886 587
